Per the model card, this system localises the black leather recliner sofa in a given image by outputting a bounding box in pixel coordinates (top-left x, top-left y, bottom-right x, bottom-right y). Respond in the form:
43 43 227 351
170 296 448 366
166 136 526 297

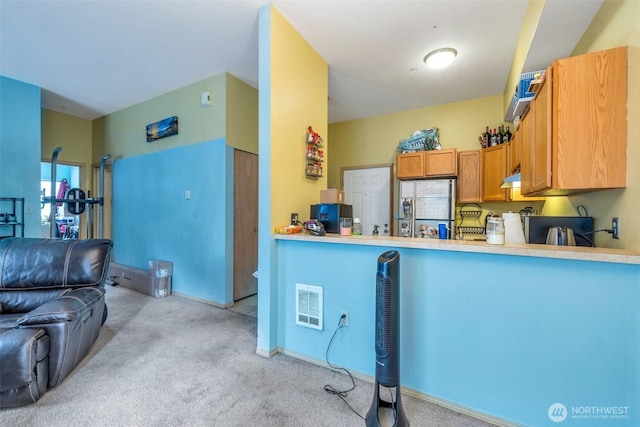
0 238 112 408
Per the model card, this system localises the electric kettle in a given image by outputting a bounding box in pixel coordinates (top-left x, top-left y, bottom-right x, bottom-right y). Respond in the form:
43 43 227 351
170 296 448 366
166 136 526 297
545 226 576 246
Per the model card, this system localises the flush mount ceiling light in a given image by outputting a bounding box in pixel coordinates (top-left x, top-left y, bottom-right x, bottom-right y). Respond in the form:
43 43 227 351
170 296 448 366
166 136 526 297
423 48 458 69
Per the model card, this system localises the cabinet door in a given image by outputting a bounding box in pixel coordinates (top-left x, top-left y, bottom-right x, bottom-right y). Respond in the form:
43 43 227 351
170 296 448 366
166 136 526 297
553 46 627 190
396 152 425 179
481 144 508 201
457 150 481 203
520 109 533 194
531 72 552 193
425 148 457 177
508 136 520 175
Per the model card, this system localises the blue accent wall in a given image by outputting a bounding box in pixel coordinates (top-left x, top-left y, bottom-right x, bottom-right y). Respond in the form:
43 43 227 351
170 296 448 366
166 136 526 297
113 138 234 305
276 239 640 426
0 76 41 237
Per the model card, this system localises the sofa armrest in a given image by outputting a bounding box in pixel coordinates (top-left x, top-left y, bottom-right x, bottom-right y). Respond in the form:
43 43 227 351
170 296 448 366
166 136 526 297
0 328 50 407
15 287 106 388
17 287 105 326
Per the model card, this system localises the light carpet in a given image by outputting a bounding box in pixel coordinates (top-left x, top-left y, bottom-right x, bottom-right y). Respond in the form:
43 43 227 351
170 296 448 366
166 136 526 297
1 285 498 427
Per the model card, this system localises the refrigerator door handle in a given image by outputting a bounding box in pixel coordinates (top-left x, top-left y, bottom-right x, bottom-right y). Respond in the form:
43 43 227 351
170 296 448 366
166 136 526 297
411 198 416 238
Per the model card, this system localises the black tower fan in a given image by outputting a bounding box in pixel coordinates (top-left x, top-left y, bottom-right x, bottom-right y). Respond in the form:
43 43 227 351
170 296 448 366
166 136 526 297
366 250 409 426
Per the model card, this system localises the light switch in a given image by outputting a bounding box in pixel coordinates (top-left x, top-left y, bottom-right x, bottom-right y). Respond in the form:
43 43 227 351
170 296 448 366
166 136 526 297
201 91 211 107
184 190 191 200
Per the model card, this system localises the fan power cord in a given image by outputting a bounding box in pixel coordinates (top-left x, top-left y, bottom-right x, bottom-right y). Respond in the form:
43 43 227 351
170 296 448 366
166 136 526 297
324 314 364 419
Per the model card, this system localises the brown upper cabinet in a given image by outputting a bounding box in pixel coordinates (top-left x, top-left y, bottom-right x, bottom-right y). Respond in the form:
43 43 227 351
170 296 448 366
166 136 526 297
481 144 509 202
520 46 627 196
396 148 457 180
459 146 544 203
457 150 482 203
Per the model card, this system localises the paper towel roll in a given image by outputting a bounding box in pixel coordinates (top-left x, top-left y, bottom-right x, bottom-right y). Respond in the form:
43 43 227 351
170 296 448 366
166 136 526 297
503 212 526 244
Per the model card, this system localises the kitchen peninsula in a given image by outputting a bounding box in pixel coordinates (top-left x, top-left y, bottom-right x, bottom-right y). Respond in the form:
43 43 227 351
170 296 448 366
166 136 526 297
272 234 640 426
277 233 640 264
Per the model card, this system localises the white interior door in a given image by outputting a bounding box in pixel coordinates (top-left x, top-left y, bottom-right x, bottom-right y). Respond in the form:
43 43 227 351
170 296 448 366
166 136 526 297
343 166 392 236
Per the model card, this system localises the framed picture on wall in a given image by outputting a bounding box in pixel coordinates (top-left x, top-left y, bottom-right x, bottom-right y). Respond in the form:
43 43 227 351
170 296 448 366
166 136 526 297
146 116 178 142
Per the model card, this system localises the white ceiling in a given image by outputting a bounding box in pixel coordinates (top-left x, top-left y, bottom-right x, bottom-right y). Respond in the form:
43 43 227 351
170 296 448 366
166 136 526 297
0 0 603 124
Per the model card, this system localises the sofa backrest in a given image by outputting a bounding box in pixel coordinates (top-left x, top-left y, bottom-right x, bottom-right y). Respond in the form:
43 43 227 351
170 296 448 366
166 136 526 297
0 238 113 290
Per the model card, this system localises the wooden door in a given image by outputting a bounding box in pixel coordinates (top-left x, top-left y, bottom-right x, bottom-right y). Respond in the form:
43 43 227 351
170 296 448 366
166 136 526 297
234 150 258 301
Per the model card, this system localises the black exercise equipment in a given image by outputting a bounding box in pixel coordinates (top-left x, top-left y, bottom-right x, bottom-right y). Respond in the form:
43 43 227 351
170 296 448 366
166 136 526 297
42 147 111 239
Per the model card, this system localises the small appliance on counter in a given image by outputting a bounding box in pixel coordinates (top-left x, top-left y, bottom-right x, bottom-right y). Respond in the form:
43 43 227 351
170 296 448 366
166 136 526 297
545 227 576 246
310 203 353 234
523 215 594 247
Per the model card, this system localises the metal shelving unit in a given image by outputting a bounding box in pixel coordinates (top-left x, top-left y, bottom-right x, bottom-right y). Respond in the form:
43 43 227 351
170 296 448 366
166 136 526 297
0 197 25 238
456 203 484 236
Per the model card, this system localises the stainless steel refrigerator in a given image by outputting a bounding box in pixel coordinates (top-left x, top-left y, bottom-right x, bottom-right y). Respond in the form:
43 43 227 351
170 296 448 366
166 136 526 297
397 179 456 238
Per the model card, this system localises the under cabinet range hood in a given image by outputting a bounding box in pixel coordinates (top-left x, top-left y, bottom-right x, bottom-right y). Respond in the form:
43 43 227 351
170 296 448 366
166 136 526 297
500 173 521 188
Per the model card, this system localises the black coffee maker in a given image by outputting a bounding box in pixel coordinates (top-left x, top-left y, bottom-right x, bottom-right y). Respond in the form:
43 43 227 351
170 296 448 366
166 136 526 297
310 204 353 234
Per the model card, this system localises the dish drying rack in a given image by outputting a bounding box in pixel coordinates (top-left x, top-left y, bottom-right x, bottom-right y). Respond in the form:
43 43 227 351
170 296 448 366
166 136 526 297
457 204 485 235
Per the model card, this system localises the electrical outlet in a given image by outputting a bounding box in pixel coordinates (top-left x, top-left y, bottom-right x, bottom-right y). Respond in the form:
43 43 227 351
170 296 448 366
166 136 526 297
291 212 298 225
612 217 620 239
340 311 349 327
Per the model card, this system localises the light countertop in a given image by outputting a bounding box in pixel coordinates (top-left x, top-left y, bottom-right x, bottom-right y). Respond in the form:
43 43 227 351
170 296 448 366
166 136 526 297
274 233 640 265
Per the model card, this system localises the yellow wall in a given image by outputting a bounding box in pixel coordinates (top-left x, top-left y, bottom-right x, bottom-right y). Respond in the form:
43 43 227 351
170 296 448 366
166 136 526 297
270 7 328 227
41 109 93 192
328 94 506 188
226 74 259 154
95 73 227 161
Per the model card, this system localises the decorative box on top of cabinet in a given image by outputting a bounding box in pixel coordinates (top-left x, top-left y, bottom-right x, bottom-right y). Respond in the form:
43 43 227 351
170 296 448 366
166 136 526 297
521 46 627 196
396 148 457 180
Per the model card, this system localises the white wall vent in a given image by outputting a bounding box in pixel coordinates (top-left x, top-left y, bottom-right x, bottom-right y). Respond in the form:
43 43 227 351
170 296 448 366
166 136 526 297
295 283 323 330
